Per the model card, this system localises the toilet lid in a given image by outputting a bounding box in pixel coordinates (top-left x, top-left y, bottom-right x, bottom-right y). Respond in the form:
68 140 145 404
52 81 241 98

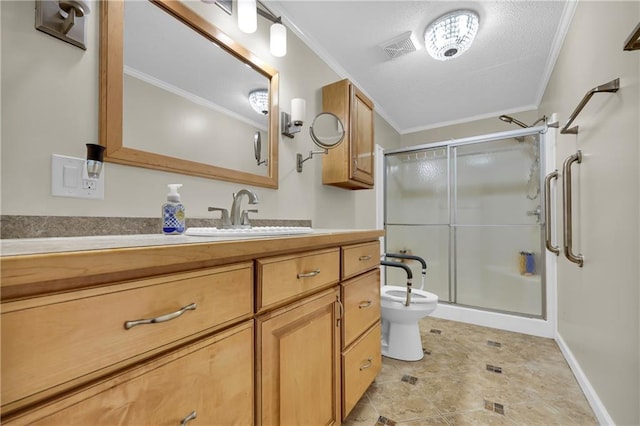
381 286 438 304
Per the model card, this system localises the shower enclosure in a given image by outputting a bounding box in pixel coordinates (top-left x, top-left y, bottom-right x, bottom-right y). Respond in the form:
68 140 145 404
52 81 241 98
384 128 546 318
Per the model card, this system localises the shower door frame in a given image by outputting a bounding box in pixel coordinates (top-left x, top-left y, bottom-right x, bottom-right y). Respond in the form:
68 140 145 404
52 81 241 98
384 125 549 320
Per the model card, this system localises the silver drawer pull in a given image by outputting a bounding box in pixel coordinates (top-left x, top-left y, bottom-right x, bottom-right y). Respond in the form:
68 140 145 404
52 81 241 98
180 410 197 426
297 269 320 279
358 255 372 261
359 358 373 371
124 303 197 330
358 301 372 309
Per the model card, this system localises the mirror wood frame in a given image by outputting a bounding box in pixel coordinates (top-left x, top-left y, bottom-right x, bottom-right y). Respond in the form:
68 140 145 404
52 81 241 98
99 0 279 188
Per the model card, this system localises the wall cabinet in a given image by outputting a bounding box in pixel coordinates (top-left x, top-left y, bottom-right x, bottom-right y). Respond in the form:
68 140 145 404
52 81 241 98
322 79 375 190
0 231 383 424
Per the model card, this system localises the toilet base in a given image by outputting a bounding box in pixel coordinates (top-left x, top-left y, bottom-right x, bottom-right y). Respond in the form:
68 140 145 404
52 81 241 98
381 318 424 361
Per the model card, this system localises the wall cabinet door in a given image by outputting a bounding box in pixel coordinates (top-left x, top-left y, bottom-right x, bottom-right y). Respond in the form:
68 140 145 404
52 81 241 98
322 79 375 190
257 287 341 425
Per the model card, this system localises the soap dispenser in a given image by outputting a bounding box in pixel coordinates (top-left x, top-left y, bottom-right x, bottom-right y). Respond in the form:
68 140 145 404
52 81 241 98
162 184 185 235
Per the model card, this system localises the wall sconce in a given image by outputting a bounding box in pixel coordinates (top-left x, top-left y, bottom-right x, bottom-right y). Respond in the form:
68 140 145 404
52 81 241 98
35 0 91 50
281 98 306 138
205 0 287 57
86 143 105 179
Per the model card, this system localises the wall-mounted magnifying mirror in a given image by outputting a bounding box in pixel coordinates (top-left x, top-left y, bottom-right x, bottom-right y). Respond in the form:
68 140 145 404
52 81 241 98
254 131 267 166
297 112 345 172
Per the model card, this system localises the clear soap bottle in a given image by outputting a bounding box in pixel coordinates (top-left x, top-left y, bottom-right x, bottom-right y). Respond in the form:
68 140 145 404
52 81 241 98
162 184 185 234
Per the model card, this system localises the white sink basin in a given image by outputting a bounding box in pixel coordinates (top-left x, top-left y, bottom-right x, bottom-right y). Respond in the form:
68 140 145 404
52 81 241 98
185 226 313 237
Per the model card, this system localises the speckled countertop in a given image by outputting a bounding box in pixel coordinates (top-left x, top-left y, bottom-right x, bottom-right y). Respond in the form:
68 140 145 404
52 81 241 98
0 229 373 257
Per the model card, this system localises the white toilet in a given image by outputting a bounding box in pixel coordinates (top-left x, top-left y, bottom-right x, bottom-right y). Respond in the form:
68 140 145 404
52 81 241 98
380 255 438 361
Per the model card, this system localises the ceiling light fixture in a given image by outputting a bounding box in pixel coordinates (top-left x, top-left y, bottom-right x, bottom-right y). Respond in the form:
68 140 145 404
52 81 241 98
424 10 479 61
249 89 269 115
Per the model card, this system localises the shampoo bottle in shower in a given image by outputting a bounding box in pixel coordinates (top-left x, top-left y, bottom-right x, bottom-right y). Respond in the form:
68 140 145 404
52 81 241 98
162 184 185 235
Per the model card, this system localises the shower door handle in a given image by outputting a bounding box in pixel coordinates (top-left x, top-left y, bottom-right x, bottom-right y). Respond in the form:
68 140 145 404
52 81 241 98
562 151 584 267
544 170 560 255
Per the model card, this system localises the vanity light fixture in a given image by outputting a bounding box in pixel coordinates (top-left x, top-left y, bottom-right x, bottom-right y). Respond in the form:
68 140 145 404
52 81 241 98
249 89 269 115
281 98 306 138
424 10 479 61
238 0 257 33
35 0 91 50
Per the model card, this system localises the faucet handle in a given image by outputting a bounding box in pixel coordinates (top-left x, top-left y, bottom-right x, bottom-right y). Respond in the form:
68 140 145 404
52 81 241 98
240 209 258 226
208 207 231 227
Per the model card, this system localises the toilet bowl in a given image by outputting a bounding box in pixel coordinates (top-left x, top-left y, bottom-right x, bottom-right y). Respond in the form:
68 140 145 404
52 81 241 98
381 286 438 361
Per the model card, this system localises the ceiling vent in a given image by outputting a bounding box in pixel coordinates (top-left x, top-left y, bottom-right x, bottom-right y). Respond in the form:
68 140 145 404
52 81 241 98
380 31 419 60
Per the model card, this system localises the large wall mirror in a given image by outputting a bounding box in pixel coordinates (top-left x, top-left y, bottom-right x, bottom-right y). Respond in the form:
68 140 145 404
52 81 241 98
100 0 279 188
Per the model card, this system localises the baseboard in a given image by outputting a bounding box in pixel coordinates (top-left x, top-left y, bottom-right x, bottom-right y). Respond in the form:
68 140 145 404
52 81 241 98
555 332 615 425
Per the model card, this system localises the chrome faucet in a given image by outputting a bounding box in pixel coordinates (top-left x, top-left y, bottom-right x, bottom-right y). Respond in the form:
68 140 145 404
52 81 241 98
230 189 259 227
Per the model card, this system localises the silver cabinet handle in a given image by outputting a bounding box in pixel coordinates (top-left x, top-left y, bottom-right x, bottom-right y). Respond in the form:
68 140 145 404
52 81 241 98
336 296 344 328
358 301 372 309
124 303 197 330
297 269 320 279
180 410 197 426
562 151 584 267
544 170 560 255
359 358 373 371
358 255 372 261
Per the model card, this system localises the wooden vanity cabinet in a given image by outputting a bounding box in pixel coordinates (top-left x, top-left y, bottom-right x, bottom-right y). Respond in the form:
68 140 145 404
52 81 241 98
340 241 382 420
322 79 375 190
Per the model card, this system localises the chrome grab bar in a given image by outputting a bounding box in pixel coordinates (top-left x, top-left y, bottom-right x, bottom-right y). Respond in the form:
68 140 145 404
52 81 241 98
124 303 197 330
560 78 619 134
384 253 427 290
544 170 560 255
562 152 584 267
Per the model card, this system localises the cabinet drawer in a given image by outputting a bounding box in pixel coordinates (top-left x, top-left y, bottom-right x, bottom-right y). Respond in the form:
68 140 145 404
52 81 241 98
6 321 254 425
342 270 381 348
342 241 379 280
342 322 382 419
257 248 340 311
1 263 253 411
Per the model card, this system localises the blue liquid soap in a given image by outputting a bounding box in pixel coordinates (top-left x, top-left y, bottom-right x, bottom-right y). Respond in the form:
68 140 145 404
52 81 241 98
162 184 185 234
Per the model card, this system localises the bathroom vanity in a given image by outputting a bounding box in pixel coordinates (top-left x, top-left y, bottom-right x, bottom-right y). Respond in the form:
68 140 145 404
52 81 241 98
0 229 383 424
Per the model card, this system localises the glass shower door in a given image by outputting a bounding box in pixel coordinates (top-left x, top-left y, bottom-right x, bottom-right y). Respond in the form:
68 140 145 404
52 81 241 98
452 136 543 316
385 147 450 302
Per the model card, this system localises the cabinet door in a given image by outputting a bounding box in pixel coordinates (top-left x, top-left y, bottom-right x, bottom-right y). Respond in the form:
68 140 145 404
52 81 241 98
7 322 254 426
350 85 374 186
257 288 341 425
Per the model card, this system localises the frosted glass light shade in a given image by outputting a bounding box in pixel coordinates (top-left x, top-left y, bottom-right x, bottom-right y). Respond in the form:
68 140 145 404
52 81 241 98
270 22 287 57
291 98 306 125
249 89 269 115
424 10 479 61
238 0 257 34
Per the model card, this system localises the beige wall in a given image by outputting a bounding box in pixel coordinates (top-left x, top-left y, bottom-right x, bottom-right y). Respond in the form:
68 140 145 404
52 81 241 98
538 2 639 424
0 1 400 228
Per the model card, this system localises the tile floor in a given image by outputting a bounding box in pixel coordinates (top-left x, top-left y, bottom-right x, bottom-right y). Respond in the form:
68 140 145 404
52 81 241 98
344 317 599 426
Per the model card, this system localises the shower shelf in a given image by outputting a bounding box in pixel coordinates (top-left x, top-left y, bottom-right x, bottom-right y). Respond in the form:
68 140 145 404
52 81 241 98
560 78 620 134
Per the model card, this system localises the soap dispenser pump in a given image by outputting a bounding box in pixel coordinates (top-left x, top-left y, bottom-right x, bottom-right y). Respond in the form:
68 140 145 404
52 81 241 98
162 184 185 235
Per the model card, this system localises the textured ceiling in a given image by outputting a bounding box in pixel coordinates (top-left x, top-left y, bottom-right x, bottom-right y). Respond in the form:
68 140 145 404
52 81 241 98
268 1 572 134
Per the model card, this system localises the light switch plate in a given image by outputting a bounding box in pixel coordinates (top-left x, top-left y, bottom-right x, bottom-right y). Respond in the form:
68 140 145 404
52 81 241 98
52 154 104 199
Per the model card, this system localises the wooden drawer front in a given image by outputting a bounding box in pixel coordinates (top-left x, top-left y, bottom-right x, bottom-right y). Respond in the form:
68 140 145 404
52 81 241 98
342 241 380 280
342 322 382 419
342 270 381 348
1 263 252 410
257 248 340 311
7 322 254 425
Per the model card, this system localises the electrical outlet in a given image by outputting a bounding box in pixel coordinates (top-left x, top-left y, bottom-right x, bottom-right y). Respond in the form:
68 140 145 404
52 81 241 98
52 154 104 199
